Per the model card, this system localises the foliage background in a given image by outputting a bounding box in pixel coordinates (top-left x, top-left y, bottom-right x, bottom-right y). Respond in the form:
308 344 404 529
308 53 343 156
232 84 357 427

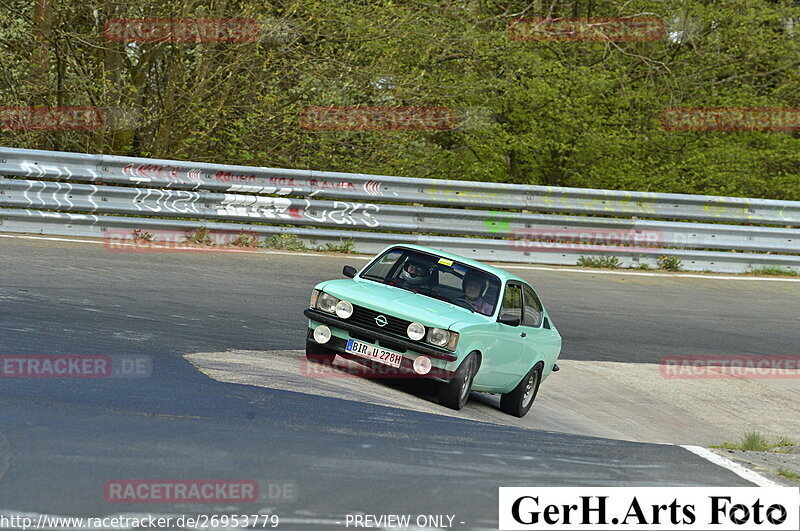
1 0 799 199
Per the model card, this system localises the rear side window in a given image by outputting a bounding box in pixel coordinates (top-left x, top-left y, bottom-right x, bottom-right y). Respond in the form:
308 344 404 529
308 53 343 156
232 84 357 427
499 283 522 323
522 285 543 327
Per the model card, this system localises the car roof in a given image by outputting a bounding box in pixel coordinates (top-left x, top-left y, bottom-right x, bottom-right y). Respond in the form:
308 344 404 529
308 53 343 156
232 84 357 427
386 244 526 283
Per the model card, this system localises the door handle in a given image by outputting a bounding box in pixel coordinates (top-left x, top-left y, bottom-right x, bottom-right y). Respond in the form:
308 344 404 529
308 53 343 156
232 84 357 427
520 332 526 338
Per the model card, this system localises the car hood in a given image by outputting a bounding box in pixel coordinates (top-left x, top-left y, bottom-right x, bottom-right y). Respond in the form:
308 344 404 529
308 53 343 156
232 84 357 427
316 279 485 329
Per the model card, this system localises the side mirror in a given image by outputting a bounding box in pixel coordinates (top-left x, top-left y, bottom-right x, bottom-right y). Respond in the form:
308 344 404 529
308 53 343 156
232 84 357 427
342 265 357 278
498 314 520 327
543 317 551 329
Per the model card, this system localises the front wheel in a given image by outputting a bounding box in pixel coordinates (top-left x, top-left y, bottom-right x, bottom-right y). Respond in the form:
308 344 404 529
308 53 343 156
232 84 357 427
305 341 336 364
500 362 542 418
438 353 478 410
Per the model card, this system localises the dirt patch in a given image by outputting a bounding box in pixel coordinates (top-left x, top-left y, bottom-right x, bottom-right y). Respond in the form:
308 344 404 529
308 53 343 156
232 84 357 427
710 447 800 486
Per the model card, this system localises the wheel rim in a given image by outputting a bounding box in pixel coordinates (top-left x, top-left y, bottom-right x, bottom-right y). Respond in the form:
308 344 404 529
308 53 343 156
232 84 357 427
459 358 474 401
521 369 539 408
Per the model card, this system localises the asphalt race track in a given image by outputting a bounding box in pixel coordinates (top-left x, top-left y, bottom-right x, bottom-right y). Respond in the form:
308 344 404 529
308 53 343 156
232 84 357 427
1 236 797 528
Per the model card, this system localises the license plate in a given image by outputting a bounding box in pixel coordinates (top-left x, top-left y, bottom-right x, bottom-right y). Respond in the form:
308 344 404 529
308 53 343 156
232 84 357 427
345 339 403 368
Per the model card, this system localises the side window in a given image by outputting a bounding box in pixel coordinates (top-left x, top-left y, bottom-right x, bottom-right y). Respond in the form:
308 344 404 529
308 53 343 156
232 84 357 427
499 283 522 325
522 285 543 327
362 249 404 279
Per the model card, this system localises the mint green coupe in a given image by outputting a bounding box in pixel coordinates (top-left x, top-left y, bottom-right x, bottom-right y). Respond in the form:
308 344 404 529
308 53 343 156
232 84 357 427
303 244 562 417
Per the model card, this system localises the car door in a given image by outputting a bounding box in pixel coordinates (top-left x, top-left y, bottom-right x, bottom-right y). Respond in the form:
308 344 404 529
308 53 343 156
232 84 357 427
520 283 561 373
482 281 528 390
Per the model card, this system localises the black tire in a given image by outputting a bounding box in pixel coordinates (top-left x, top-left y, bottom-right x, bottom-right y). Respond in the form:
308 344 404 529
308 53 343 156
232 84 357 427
438 353 478 410
500 362 543 418
305 341 336 364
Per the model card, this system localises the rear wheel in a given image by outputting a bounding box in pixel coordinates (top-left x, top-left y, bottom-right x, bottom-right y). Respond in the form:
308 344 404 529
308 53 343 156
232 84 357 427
500 362 542 418
438 353 478 410
305 341 336 364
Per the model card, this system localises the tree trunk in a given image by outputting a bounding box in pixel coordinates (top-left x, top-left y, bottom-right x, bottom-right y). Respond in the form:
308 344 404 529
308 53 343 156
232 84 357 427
31 0 52 101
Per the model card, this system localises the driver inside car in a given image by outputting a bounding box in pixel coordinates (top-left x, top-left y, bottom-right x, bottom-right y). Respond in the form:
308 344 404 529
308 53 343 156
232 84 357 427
461 271 494 314
388 256 436 293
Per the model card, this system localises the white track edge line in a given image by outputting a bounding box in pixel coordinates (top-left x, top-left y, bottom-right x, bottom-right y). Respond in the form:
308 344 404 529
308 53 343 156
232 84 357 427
680 445 783 487
500 265 800 282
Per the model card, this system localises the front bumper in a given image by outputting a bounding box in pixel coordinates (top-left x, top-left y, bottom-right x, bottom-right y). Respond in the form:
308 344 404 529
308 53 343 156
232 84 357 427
304 308 456 382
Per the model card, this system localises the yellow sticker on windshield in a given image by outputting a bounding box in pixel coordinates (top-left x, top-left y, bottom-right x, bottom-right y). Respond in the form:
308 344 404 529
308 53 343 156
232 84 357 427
438 258 453 266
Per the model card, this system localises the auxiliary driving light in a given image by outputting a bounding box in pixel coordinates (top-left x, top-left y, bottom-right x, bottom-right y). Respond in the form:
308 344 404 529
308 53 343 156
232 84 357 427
413 356 432 375
313 325 332 344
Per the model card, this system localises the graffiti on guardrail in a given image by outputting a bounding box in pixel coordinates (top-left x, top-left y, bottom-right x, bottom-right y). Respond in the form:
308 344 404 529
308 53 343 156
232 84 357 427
126 194 376 226
425 187 498 203
115 164 367 196
702 203 752 219
123 164 183 181
485 211 513 233
214 170 257 183
510 228 664 252
215 195 302 220
309 178 357 192
538 188 659 216
662 108 800 132
303 200 380 228
130 189 205 214
508 17 665 42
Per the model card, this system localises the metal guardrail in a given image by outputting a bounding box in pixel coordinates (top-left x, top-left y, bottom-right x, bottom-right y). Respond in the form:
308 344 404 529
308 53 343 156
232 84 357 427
3 178 800 254
1 147 799 274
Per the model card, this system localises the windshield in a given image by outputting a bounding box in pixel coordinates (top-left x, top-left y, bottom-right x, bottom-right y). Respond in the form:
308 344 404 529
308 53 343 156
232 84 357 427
360 248 500 316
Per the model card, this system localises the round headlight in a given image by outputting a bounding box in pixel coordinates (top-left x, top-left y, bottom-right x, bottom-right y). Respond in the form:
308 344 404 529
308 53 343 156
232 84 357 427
313 325 332 344
413 356 432 375
426 327 451 348
317 292 339 314
335 300 353 319
407 322 425 341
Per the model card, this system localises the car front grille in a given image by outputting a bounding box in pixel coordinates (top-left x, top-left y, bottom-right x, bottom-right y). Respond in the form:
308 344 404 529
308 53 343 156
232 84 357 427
349 305 412 339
